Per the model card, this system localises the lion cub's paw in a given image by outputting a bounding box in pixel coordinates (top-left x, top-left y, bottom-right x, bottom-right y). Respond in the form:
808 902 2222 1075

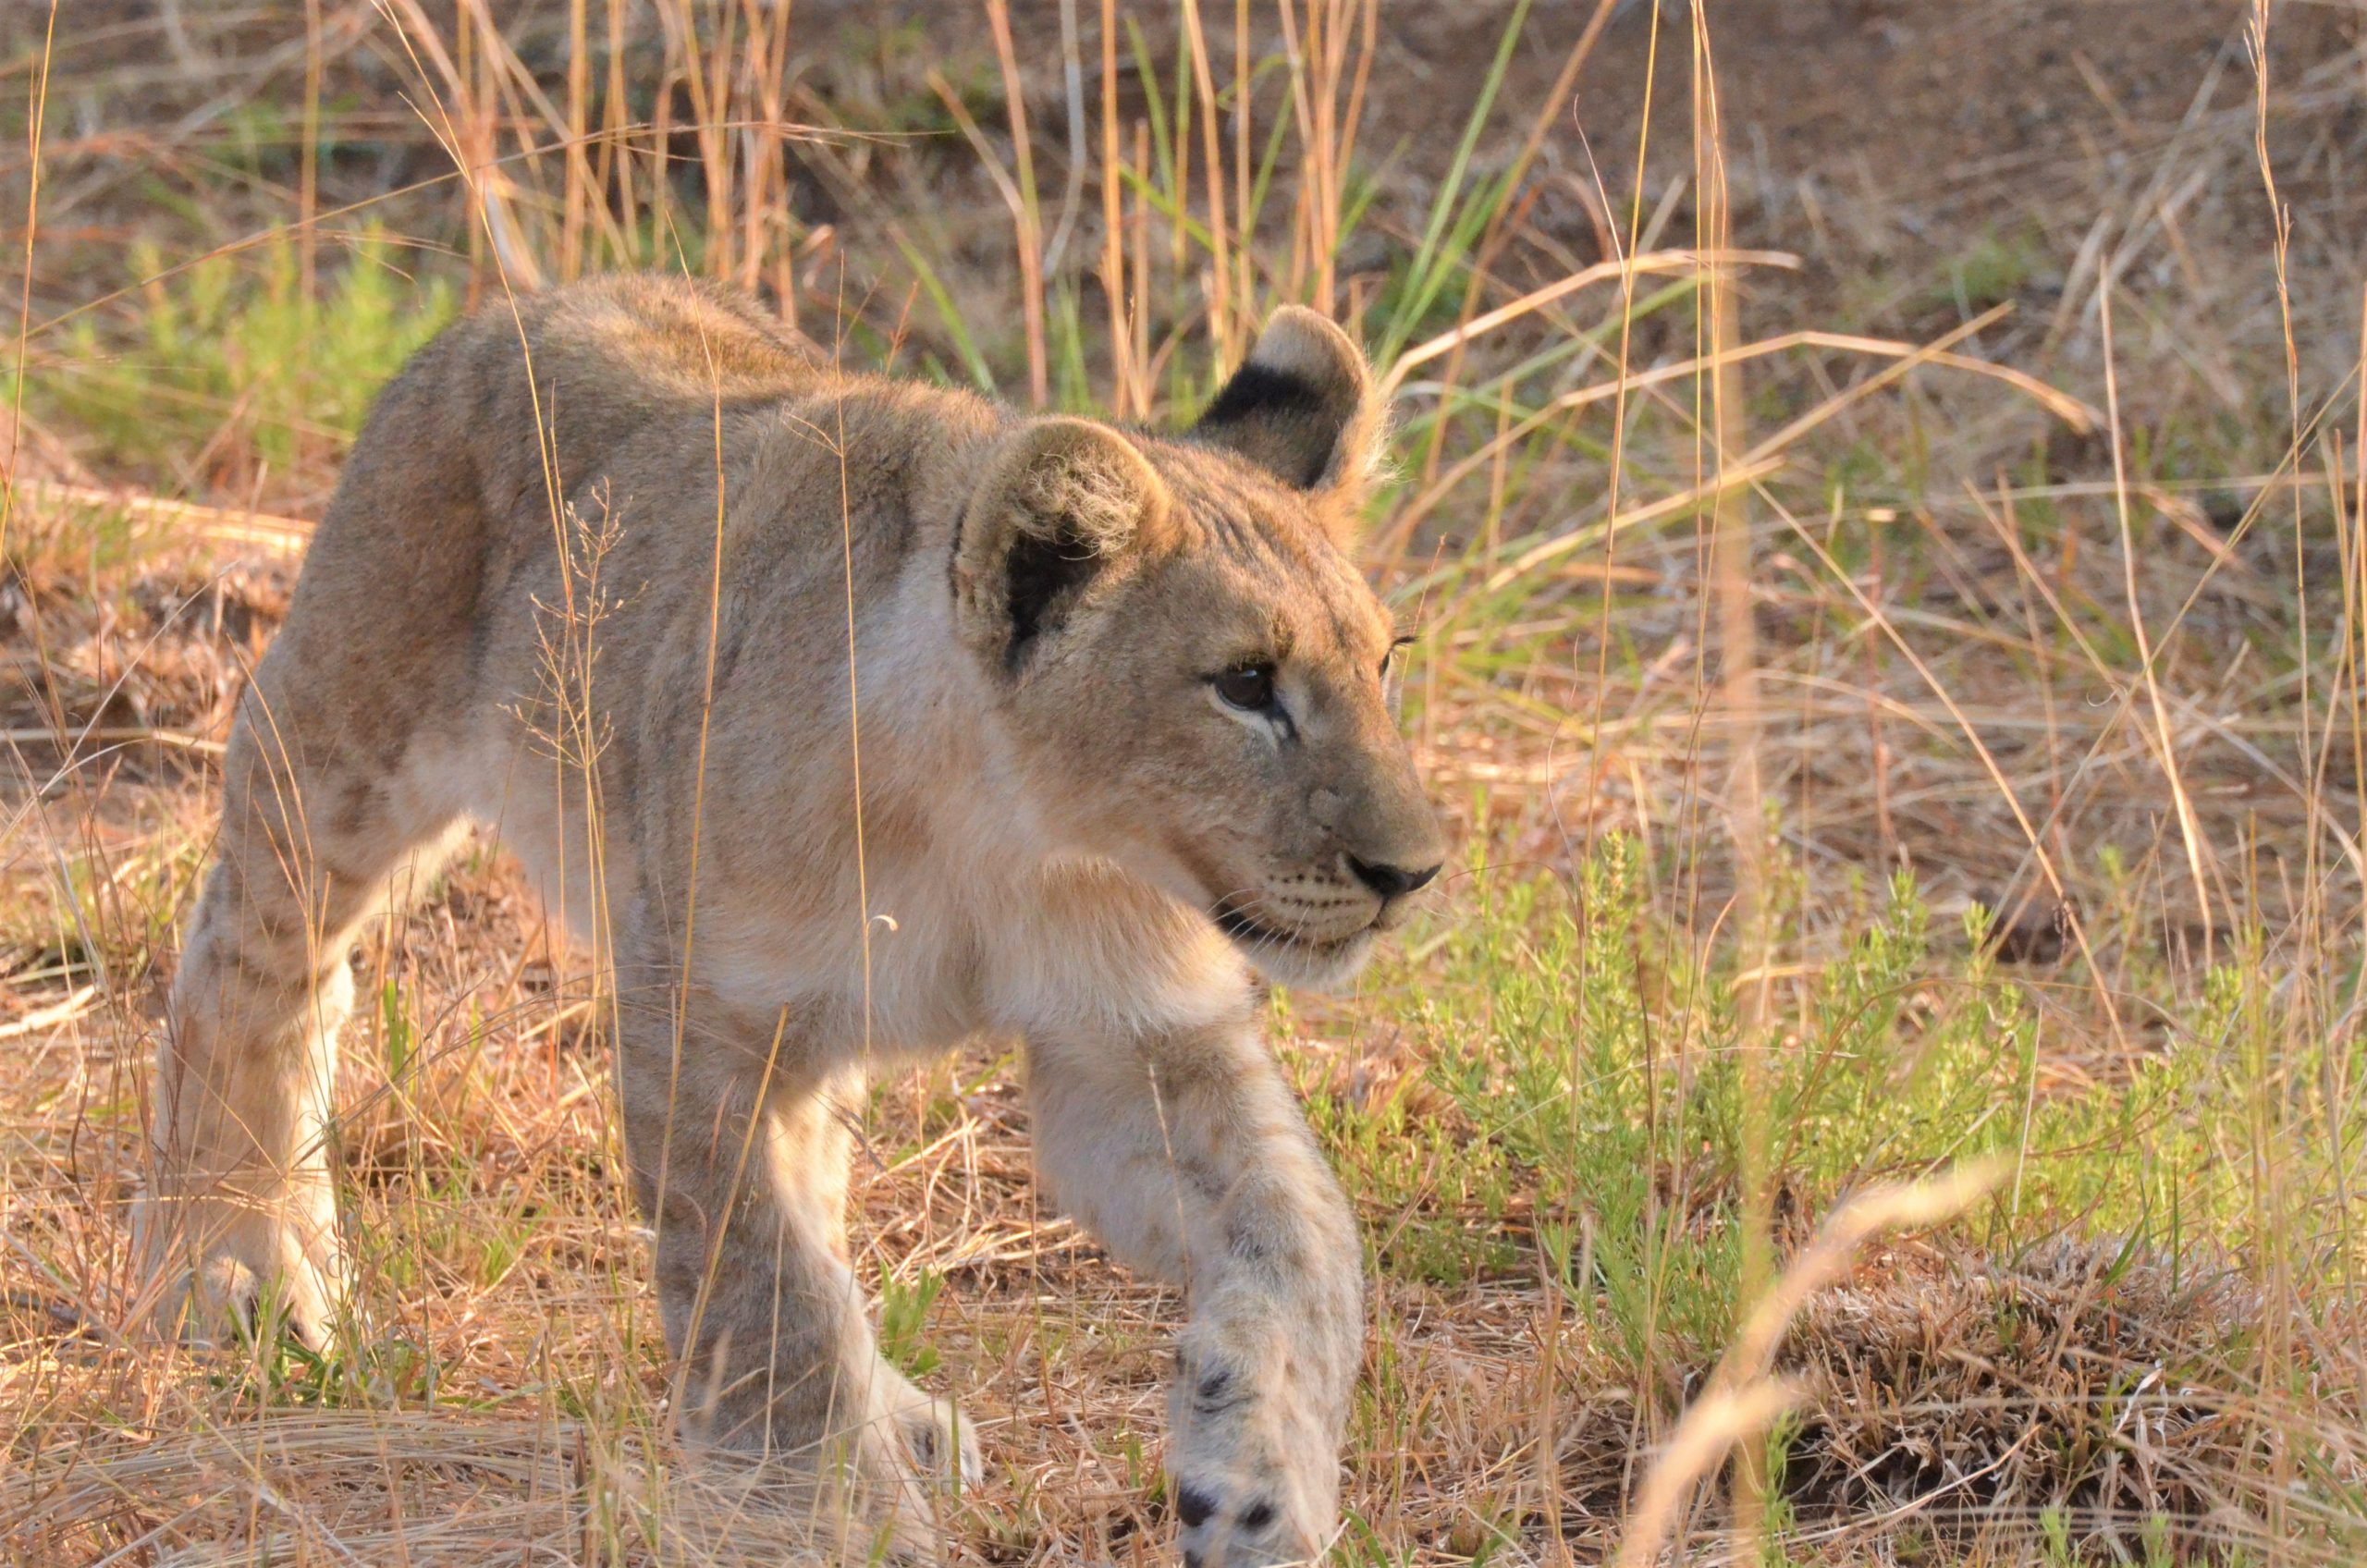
1167 1403 1334 1565
889 1389 982 1494
1166 1344 1339 1566
135 1200 345 1350
1168 1465 1330 1568
851 1387 978 1565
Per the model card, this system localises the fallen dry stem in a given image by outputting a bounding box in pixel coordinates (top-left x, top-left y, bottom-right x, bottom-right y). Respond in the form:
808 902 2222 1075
1613 1162 2006 1568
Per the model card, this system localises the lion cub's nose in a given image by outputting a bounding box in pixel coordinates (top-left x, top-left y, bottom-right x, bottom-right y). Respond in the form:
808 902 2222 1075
1347 855 1441 900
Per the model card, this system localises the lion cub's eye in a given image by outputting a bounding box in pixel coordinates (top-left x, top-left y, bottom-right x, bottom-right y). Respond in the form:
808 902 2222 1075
1212 662 1278 712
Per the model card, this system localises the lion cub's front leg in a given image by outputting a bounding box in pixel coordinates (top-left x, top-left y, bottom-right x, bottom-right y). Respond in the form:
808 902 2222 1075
1026 1015 1363 1566
142 902 354 1346
616 980 976 1548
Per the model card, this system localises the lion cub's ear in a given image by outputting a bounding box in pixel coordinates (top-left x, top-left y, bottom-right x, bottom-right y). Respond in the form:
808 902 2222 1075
1189 306 1382 499
953 418 1171 675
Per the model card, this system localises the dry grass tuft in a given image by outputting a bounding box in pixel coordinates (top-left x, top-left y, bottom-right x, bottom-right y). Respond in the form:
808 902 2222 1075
4 1408 905 1568
1560 1236 2326 1561
1783 1239 2288 1556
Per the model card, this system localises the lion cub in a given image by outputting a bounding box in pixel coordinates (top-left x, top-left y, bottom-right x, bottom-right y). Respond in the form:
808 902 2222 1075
141 275 1443 1563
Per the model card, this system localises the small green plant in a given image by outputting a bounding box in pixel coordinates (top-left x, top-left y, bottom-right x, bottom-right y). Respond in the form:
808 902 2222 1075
212 1280 436 1412
28 227 453 478
1307 835 2367 1380
380 977 416 1085
877 1266 945 1378
1758 1410 1804 1564
1934 225 2046 316
2040 1502 2074 1565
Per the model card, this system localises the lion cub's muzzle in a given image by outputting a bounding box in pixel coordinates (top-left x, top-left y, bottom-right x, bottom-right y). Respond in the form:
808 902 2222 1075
1208 843 1445 988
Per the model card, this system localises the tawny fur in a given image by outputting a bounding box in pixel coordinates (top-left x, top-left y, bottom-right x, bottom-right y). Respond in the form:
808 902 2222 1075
138 275 1444 1565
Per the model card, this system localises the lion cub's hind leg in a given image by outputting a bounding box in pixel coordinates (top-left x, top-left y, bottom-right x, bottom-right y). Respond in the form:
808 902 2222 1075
612 976 977 1549
139 650 470 1349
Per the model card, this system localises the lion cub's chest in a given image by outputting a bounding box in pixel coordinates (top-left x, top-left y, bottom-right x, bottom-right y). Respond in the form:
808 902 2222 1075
695 866 1001 1065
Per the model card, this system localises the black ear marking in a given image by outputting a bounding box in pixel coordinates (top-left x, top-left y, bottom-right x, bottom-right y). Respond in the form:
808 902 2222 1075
1003 524 1100 671
1198 362 1330 433
1193 363 1349 489
951 417 1169 673
1186 306 1379 497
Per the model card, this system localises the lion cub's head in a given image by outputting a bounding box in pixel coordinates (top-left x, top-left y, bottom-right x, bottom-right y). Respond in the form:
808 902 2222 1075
951 308 1445 988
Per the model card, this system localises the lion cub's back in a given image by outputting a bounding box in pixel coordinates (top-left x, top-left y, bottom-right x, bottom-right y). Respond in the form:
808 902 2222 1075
443 276 826 514
264 276 824 763
521 274 824 403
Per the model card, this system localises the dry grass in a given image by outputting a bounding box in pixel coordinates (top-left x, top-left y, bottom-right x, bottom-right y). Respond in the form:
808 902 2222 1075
6 1 2367 1562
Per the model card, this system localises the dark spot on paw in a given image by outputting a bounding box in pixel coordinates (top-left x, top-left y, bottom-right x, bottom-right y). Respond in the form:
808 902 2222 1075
1191 1366 1249 1415
1239 1497 1275 1532
1177 1484 1219 1528
1224 1212 1278 1262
